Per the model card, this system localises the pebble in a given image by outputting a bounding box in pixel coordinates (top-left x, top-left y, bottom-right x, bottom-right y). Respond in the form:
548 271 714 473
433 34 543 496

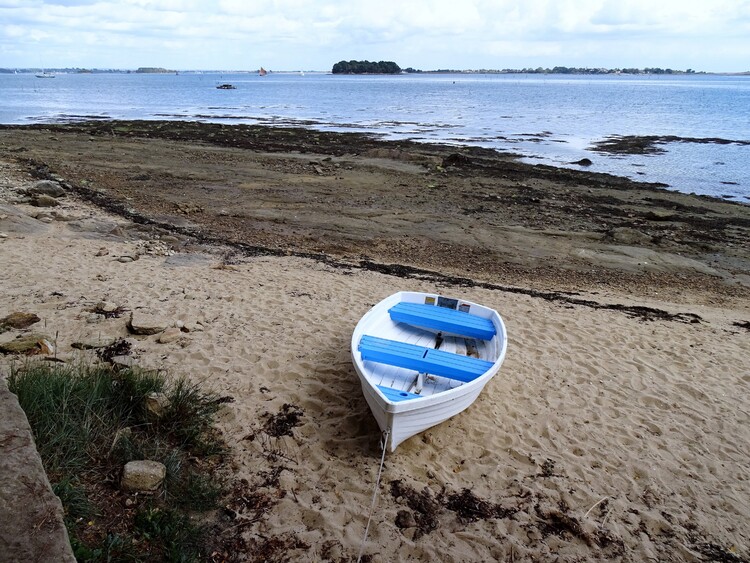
157 327 182 344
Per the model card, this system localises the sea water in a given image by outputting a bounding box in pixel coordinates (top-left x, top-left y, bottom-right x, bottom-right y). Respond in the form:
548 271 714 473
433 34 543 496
0 72 748 201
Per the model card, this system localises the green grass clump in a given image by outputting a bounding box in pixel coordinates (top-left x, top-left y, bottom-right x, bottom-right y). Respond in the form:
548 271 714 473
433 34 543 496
7 361 228 562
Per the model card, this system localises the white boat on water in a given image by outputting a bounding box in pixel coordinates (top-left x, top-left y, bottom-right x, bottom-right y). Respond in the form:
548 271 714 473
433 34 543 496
351 291 507 451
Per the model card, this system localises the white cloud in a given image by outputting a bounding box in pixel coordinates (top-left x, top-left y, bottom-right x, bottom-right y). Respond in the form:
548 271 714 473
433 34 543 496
1 0 748 71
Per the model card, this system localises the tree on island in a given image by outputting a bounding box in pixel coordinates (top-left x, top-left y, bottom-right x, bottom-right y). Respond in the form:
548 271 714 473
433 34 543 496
332 60 401 74
135 67 176 74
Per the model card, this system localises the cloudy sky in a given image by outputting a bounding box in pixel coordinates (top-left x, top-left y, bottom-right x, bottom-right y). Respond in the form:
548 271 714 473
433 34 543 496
1 0 749 72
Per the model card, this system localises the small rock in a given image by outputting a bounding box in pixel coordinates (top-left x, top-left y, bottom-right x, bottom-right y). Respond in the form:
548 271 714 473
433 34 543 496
31 194 61 207
645 210 677 221
175 202 203 214
157 327 182 344
37 338 55 355
572 158 593 166
442 153 471 167
0 333 54 355
121 460 167 492
145 392 170 418
0 312 41 330
395 510 417 529
95 247 109 256
96 301 119 314
127 312 168 336
117 256 136 263
28 180 66 198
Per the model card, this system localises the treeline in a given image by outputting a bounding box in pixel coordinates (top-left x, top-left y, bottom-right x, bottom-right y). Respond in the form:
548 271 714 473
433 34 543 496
503 66 699 75
0 67 124 74
332 60 401 74
135 67 176 74
413 66 701 75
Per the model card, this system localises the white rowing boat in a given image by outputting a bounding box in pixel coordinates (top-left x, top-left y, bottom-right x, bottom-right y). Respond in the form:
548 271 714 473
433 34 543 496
351 291 507 451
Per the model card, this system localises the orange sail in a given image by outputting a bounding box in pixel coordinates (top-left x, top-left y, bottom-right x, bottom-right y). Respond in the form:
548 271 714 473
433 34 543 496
259 67 267 76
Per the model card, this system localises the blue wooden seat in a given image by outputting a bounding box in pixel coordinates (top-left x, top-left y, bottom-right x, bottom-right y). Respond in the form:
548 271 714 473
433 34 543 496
358 335 494 383
376 385 422 402
388 302 496 341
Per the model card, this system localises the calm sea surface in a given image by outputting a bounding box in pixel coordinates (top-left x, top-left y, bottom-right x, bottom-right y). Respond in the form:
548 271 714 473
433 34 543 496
1 72 748 201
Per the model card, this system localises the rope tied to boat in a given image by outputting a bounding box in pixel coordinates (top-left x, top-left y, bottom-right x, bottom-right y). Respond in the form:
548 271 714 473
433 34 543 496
356 429 390 563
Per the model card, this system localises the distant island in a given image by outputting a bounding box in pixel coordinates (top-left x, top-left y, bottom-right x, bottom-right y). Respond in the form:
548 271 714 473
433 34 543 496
332 60 401 74
134 67 177 74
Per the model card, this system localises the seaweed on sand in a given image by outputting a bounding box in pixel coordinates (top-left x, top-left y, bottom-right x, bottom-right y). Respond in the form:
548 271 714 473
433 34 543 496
444 488 517 523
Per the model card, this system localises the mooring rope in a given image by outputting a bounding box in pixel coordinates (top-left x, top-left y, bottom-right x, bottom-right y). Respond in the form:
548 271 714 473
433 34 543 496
356 429 390 563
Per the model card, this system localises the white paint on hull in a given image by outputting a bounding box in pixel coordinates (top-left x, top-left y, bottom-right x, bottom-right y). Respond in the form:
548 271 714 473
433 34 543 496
352 291 507 451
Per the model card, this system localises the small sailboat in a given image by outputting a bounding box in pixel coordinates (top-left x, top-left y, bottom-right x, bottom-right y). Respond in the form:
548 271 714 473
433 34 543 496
259 67 268 76
351 291 507 451
36 70 55 78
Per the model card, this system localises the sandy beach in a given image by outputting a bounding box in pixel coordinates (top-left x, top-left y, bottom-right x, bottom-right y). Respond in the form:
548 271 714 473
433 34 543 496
1 123 749 562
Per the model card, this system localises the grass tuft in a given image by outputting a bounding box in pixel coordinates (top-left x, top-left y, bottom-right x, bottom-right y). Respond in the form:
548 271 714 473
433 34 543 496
7 360 229 562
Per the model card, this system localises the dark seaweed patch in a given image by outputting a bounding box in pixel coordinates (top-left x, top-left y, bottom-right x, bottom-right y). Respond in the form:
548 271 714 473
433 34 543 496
693 541 749 563
389 480 441 538
443 488 517 523
263 404 304 438
591 135 750 156
96 338 132 364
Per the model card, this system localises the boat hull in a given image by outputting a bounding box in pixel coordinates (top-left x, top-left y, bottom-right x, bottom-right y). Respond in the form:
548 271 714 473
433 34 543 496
351 291 507 451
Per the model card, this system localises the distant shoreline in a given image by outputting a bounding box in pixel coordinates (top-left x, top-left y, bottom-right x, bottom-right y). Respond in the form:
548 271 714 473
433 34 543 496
2 68 748 76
